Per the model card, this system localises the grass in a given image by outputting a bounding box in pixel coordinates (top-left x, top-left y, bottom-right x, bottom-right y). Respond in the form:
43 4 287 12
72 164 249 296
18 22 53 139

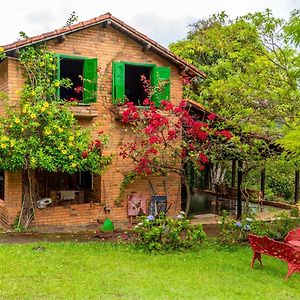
0 242 299 300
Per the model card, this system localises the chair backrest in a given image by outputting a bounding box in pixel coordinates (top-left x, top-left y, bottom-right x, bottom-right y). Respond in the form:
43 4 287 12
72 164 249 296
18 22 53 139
248 234 300 264
284 228 300 243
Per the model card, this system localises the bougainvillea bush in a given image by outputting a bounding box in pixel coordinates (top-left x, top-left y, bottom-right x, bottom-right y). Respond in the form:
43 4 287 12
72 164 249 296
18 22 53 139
133 212 206 252
119 96 235 213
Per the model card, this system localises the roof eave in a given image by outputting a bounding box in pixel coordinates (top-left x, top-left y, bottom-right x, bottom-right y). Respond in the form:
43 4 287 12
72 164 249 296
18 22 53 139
2 14 205 78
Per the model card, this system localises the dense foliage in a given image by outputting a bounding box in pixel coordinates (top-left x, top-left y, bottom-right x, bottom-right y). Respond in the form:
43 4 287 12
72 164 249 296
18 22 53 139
0 100 111 173
170 9 300 194
219 210 300 246
133 212 206 251
170 10 300 138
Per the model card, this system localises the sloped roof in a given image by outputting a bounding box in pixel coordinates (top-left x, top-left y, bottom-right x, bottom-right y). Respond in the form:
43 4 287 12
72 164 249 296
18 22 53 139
2 13 205 78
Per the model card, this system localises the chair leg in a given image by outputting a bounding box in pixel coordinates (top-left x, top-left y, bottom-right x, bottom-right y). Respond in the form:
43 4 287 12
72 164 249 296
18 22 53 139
285 264 296 280
251 252 262 268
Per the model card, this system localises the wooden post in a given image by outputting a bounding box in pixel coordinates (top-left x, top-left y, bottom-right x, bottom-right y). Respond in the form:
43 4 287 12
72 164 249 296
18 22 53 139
231 160 237 188
237 160 243 220
260 168 266 199
205 163 210 189
295 170 299 204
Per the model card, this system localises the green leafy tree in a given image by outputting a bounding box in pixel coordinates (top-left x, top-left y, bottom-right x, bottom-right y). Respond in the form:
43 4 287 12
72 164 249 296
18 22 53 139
170 9 300 137
170 10 299 191
0 45 112 227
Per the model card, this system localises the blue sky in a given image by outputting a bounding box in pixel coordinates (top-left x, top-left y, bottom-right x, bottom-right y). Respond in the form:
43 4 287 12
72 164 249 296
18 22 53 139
1 0 299 47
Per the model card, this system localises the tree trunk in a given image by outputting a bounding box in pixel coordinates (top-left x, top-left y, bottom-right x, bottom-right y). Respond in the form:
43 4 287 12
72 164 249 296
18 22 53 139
18 168 36 229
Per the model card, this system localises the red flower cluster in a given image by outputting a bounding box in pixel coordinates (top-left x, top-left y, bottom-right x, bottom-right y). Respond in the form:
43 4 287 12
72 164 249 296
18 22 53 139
207 113 216 121
167 129 177 140
122 102 139 123
198 153 209 164
149 135 162 144
144 113 168 134
82 151 89 159
161 100 173 111
216 130 233 140
118 98 233 179
135 157 151 175
82 137 103 159
74 86 83 94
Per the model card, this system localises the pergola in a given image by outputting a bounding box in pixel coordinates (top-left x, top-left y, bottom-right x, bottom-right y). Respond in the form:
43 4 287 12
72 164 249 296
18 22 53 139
187 99 299 219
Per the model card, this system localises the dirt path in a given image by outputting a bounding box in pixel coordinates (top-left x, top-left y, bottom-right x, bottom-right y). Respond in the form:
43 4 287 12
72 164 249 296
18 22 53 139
0 224 220 244
0 231 119 244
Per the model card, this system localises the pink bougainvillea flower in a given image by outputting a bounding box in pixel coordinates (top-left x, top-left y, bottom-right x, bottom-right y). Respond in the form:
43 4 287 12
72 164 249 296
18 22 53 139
74 86 83 94
199 165 205 171
198 153 209 164
216 130 233 140
143 98 150 105
207 113 216 121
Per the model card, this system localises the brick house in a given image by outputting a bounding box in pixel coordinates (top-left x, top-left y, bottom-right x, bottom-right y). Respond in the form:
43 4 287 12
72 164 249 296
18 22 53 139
0 13 205 230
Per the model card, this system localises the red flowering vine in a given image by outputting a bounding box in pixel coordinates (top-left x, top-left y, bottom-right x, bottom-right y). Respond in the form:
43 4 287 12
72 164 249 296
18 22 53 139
117 80 234 213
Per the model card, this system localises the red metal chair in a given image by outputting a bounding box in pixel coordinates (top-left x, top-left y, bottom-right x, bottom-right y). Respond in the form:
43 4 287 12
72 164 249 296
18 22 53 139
248 234 300 280
284 228 300 243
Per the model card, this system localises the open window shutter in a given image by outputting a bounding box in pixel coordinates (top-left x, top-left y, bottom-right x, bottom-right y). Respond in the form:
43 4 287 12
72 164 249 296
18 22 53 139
83 58 98 103
53 54 61 99
112 61 125 104
151 66 171 106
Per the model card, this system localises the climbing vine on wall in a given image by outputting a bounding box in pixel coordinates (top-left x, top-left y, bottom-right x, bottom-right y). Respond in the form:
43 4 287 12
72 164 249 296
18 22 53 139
0 45 113 228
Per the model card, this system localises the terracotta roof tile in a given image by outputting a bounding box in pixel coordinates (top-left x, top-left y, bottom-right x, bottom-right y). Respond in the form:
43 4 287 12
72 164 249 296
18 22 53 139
1 12 205 78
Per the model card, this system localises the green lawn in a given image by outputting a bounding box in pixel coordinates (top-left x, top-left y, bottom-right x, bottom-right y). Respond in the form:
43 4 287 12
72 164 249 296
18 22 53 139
0 242 299 300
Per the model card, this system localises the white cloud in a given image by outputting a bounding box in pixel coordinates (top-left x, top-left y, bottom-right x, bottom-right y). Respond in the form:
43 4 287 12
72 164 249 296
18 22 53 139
1 0 299 47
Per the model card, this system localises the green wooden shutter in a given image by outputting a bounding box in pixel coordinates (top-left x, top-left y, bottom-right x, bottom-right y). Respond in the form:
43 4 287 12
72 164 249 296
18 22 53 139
83 58 98 103
53 54 61 100
112 61 125 104
151 66 171 106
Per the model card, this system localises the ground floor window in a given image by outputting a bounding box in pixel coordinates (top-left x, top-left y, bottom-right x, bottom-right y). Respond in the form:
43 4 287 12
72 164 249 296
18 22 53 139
35 170 98 206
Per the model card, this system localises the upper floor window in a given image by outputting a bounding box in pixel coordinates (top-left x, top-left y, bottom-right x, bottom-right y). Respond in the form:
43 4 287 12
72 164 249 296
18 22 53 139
55 54 98 104
112 61 170 106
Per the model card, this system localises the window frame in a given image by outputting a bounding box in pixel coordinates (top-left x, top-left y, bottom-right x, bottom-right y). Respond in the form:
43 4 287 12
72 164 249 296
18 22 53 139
112 61 170 107
55 54 98 104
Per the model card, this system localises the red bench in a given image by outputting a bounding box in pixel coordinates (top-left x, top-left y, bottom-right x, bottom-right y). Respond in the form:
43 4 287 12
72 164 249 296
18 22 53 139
248 234 300 280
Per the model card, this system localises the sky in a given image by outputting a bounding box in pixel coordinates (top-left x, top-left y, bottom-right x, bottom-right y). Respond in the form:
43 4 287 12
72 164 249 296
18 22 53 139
0 0 299 47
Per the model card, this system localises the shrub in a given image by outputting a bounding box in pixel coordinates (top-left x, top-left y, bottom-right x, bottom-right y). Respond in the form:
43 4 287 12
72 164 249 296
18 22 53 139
133 212 206 252
219 210 300 245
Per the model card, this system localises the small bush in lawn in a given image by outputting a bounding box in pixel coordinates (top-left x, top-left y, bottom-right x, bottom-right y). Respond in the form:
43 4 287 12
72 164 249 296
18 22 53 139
133 212 206 252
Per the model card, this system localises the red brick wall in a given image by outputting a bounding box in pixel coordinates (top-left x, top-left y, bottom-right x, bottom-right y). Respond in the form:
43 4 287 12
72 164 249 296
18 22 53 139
2 24 184 229
3 171 22 226
0 59 8 116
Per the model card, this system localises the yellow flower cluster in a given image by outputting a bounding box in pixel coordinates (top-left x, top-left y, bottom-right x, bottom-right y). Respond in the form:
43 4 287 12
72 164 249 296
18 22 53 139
40 102 49 113
44 128 52 136
0 136 9 149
